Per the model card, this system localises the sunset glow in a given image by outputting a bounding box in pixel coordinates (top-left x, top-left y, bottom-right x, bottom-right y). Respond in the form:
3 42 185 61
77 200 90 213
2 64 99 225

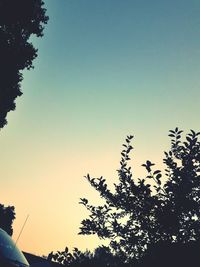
1 0 200 256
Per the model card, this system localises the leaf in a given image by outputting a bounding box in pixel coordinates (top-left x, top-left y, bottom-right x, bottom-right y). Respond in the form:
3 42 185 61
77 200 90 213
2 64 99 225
153 170 161 175
146 160 155 166
178 130 183 134
156 173 162 180
146 167 151 172
183 142 189 147
186 136 192 143
79 198 88 205
157 180 161 185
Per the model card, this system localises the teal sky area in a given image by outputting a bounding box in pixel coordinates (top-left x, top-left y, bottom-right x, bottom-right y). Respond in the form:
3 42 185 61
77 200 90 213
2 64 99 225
0 0 200 255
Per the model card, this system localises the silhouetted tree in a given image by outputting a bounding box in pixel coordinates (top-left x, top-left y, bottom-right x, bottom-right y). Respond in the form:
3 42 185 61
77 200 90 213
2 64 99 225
92 246 128 267
79 129 200 262
48 247 93 267
0 204 15 235
0 0 48 128
48 246 127 267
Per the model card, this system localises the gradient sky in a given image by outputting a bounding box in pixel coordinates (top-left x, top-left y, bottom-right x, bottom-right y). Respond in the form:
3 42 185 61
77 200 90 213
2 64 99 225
1 0 200 256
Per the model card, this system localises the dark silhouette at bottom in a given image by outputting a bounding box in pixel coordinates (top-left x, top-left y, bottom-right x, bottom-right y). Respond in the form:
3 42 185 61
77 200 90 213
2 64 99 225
137 241 200 267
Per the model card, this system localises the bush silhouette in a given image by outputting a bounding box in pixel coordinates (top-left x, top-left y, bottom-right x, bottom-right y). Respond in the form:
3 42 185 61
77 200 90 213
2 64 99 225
0 0 48 128
0 204 15 235
79 129 200 263
48 246 127 267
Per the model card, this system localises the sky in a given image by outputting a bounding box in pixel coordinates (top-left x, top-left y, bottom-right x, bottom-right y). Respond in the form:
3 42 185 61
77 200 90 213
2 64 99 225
1 0 200 256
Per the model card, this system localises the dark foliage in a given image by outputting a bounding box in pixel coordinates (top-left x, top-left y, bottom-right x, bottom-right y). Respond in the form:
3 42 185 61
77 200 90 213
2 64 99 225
48 246 93 267
0 204 15 235
79 129 200 262
0 0 48 128
48 246 128 267
138 241 200 267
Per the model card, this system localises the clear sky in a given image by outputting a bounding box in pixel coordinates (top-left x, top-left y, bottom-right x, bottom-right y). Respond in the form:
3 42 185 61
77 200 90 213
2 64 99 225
0 0 200 256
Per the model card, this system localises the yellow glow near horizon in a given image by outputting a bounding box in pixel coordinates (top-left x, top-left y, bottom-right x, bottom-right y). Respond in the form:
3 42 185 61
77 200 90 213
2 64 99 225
1 0 200 257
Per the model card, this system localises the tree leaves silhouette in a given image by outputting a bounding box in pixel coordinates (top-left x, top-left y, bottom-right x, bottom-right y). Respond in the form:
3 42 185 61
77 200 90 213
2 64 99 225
48 247 93 267
79 129 200 261
0 204 15 235
48 246 126 267
0 0 48 128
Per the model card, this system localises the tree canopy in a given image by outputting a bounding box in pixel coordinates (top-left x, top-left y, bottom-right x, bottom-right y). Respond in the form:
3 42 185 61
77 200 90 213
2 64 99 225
0 0 48 128
0 203 15 235
79 129 200 261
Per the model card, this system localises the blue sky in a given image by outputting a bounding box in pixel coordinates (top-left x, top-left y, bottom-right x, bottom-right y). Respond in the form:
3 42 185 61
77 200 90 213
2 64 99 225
26 0 200 136
0 0 200 255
